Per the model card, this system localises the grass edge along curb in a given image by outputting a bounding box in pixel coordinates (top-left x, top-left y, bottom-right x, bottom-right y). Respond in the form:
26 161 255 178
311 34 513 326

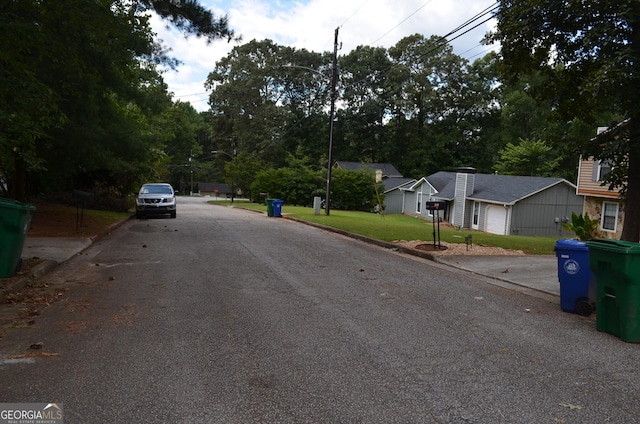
216 201 555 255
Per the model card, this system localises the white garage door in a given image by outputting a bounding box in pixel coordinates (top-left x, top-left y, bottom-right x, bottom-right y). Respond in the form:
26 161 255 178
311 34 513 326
486 205 507 235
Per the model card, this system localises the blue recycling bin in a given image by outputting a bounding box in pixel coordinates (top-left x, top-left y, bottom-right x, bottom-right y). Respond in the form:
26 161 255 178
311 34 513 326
272 199 284 217
554 239 595 316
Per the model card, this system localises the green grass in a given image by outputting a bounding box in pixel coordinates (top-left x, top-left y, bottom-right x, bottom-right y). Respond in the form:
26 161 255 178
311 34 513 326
212 200 557 255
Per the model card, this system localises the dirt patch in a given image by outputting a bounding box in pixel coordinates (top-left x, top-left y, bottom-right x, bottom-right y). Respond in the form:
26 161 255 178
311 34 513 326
394 240 525 256
27 201 116 238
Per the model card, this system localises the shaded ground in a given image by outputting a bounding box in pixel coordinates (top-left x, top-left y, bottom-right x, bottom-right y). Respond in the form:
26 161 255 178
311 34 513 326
27 201 120 238
1 202 128 338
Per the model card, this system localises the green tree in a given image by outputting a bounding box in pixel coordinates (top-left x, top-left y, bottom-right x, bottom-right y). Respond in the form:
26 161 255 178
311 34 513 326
387 34 493 176
329 168 384 212
494 138 559 176
206 40 335 169
226 153 268 201
249 166 322 206
1 0 235 201
339 46 393 163
491 0 640 241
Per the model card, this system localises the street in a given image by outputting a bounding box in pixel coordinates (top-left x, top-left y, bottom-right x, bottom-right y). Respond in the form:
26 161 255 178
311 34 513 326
1 197 640 423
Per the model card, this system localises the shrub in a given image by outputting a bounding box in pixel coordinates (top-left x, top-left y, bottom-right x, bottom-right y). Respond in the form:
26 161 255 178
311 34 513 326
562 212 598 241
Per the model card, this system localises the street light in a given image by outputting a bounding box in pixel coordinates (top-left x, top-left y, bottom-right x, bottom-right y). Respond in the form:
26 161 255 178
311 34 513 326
212 149 236 203
283 27 339 215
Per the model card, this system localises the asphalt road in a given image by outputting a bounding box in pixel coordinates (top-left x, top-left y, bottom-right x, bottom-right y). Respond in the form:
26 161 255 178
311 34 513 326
1 197 639 423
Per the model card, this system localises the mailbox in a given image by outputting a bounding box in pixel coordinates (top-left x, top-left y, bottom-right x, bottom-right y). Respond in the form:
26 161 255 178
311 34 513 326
425 201 447 211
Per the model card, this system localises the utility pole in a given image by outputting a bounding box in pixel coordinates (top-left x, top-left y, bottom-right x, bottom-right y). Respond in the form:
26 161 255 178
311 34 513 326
325 27 339 216
189 151 194 196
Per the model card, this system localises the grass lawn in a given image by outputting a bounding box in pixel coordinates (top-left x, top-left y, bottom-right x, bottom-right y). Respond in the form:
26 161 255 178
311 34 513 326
211 200 558 255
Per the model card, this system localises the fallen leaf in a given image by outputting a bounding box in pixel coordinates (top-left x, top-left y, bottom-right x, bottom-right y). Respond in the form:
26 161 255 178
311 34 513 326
559 403 583 410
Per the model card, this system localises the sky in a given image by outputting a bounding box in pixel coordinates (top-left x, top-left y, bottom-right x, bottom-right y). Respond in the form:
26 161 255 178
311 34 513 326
151 0 499 112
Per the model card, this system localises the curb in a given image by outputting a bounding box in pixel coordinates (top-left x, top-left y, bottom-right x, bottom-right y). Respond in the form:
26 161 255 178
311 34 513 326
283 215 559 299
0 214 133 303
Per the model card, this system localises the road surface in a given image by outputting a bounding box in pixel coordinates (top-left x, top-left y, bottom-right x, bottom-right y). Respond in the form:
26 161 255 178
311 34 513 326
1 197 639 423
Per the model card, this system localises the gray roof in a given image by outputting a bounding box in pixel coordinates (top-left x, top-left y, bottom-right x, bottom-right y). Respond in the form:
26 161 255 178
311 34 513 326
428 172 576 205
335 161 403 178
382 177 416 193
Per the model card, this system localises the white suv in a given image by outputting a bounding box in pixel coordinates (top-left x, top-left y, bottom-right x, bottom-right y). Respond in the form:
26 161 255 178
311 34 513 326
136 183 177 219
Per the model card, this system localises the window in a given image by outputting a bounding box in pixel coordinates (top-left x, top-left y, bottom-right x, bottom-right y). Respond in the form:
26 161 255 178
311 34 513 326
601 202 619 232
592 160 612 182
472 202 480 229
416 192 422 214
599 161 612 181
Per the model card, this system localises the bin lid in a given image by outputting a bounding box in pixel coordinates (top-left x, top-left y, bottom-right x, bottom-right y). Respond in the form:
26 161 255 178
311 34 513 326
554 238 588 252
586 239 640 254
0 197 36 211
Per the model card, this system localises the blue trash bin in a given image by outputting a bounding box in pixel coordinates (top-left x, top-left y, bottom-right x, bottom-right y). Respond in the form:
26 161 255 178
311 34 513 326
554 239 595 316
272 199 284 217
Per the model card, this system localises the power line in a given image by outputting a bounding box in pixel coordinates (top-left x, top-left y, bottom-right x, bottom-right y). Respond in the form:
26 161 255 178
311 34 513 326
369 0 435 46
340 0 371 28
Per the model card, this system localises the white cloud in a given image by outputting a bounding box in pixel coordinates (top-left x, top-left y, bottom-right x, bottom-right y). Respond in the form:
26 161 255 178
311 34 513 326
152 0 498 111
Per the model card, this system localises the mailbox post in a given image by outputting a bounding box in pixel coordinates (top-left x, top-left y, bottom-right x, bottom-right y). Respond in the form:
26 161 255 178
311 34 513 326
425 201 447 249
72 190 94 231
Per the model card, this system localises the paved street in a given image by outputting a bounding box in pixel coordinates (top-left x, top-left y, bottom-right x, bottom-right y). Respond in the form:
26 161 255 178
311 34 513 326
1 197 639 423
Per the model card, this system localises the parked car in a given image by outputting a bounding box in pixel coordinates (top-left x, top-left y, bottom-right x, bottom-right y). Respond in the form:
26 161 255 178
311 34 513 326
136 183 176 219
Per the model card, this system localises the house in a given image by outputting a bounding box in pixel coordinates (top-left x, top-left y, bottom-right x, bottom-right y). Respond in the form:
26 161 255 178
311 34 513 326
400 168 584 237
381 177 417 214
199 182 233 198
575 127 625 239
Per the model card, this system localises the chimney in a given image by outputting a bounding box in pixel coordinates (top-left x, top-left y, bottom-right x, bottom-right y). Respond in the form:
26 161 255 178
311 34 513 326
452 167 476 228
375 169 383 182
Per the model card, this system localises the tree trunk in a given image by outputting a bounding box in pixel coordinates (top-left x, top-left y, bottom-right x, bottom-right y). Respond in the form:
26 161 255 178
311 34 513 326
621 118 640 242
11 154 26 202
621 10 640 242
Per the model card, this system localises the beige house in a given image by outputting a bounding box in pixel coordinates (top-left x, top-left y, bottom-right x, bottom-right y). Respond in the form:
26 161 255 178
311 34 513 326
576 127 625 239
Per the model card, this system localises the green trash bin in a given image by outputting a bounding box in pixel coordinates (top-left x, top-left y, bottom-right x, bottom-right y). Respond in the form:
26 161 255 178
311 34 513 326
266 198 275 217
0 198 36 278
587 239 640 342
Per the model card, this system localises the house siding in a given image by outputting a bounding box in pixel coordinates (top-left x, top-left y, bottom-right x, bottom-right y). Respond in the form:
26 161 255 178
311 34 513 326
576 156 625 238
577 158 620 199
510 184 583 237
402 181 439 219
384 190 405 214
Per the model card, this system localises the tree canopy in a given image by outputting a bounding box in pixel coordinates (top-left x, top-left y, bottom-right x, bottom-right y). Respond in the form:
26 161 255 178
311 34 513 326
491 0 640 241
6 0 635 240
1 0 234 202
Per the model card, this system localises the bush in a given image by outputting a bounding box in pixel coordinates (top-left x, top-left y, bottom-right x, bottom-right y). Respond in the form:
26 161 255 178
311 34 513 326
329 169 384 212
250 166 385 211
250 167 323 206
562 212 598 241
